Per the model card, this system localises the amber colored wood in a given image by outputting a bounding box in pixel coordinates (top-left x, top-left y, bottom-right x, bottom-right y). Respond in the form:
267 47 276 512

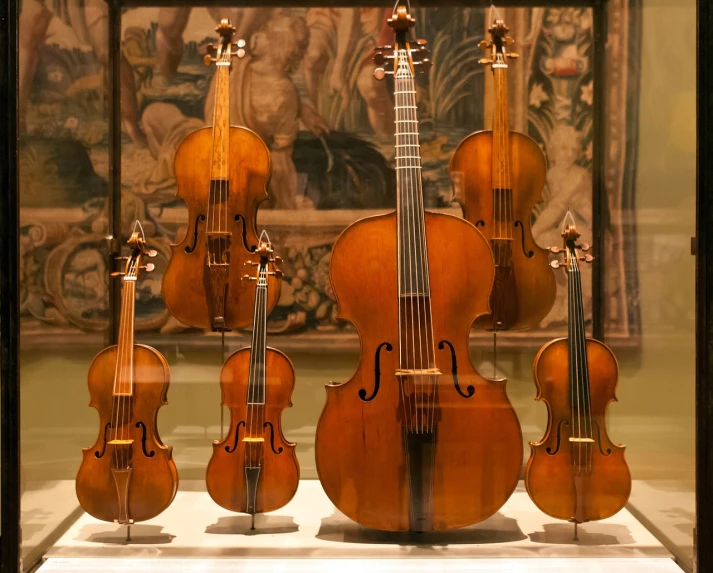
76 344 178 523
315 212 523 531
162 126 280 330
206 347 299 513
525 338 631 522
450 130 556 331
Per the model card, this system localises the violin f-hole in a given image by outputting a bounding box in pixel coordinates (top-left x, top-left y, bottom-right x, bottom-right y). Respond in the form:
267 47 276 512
234 214 253 251
475 220 486 228
592 421 613 456
263 422 284 455
94 422 112 459
360 342 392 402
438 340 474 398
135 421 155 458
514 221 534 258
225 420 246 453
185 214 206 253
546 419 569 455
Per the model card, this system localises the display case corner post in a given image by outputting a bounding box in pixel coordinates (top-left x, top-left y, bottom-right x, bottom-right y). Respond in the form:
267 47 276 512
0 0 21 571
697 1 713 572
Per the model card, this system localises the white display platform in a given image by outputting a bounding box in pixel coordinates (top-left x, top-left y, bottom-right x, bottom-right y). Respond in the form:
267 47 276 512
41 480 674 565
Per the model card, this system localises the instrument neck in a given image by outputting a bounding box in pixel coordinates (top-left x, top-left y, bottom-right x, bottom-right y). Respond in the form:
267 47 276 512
247 266 268 406
567 254 592 438
394 49 430 299
114 276 136 397
491 61 513 245
210 64 231 181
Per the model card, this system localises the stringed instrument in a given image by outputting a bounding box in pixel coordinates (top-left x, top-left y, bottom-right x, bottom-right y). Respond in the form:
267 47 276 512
450 18 555 331
525 218 630 526
76 226 178 524
162 18 280 332
314 3 523 532
206 233 298 524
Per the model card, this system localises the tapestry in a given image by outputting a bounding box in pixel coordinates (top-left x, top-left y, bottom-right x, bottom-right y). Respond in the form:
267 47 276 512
17 2 641 349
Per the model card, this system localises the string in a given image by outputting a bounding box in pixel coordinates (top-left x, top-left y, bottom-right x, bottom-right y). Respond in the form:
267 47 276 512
573 252 593 471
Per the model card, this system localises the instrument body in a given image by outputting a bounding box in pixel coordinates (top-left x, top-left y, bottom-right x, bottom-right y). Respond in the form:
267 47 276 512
525 223 630 523
206 238 299 515
450 20 555 331
162 19 280 331
315 5 522 532
77 230 178 524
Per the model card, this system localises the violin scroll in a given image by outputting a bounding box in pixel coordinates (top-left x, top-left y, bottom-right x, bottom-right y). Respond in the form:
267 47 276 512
479 20 519 67
549 219 596 270
204 19 247 68
373 2 431 80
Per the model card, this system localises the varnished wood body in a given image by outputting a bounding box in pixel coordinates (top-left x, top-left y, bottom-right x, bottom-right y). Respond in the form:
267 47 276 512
162 126 280 330
450 130 556 331
526 338 631 522
206 347 299 513
76 344 178 523
315 212 523 531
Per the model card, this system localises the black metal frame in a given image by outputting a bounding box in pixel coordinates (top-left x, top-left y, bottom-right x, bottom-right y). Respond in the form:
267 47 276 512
0 0 686 571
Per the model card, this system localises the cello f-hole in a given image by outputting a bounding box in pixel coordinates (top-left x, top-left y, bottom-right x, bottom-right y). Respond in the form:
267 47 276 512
234 214 254 252
546 419 569 455
184 214 206 254
263 422 284 455
225 420 246 453
135 421 155 457
475 220 486 228
360 342 392 402
514 221 535 258
94 422 112 459
438 340 474 398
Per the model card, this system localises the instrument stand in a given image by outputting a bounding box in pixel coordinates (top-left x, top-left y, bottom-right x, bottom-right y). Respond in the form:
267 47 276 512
250 513 256 531
220 332 226 439
126 524 131 543
493 333 498 378
573 521 579 541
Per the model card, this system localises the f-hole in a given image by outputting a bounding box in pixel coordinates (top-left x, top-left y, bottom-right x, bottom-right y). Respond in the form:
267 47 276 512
135 421 155 457
185 214 206 253
546 419 569 455
592 421 613 456
234 214 252 251
514 221 534 258
263 422 283 454
225 421 246 453
475 220 485 228
94 422 111 458
438 340 474 398
360 342 392 402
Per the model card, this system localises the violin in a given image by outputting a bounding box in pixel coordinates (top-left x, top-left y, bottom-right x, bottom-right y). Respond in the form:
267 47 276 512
206 233 298 524
315 3 522 532
162 18 280 332
76 225 178 524
450 19 555 331
525 219 630 526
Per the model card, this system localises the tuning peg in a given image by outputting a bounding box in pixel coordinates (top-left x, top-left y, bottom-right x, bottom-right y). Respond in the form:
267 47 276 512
479 58 493 66
374 52 394 66
479 40 491 51
415 58 432 72
414 38 427 46
549 246 563 254
243 261 259 266
241 274 257 282
141 263 155 272
271 256 283 264
505 36 515 46
374 68 389 80
550 260 563 270
204 44 215 66
146 249 157 258
507 52 520 60
110 271 125 277
268 270 284 279
579 254 595 264
374 44 393 53
577 243 591 252
115 256 129 261
233 39 247 59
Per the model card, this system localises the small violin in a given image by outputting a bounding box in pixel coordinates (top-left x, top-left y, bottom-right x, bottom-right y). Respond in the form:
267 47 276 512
162 18 280 332
525 217 630 527
76 224 178 524
206 233 298 527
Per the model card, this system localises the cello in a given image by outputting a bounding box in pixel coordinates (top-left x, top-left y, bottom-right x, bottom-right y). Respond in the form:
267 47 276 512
450 19 555 331
314 2 523 532
76 226 178 526
206 233 298 528
162 18 280 332
525 218 630 534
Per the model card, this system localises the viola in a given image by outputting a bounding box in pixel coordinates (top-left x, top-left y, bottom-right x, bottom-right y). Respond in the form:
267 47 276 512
206 233 298 525
314 2 522 532
525 218 630 527
450 19 555 331
162 18 280 332
76 226 178 524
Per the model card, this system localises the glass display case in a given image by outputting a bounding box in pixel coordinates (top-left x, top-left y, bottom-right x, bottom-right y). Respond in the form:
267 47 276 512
0 0 706 571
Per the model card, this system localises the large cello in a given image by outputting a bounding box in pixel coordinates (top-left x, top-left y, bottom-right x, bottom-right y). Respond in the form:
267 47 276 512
162 18 280 331
315 3 522 532
450 19 555 331
76 226 178 525
206 233 299 527
525 218 630 533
